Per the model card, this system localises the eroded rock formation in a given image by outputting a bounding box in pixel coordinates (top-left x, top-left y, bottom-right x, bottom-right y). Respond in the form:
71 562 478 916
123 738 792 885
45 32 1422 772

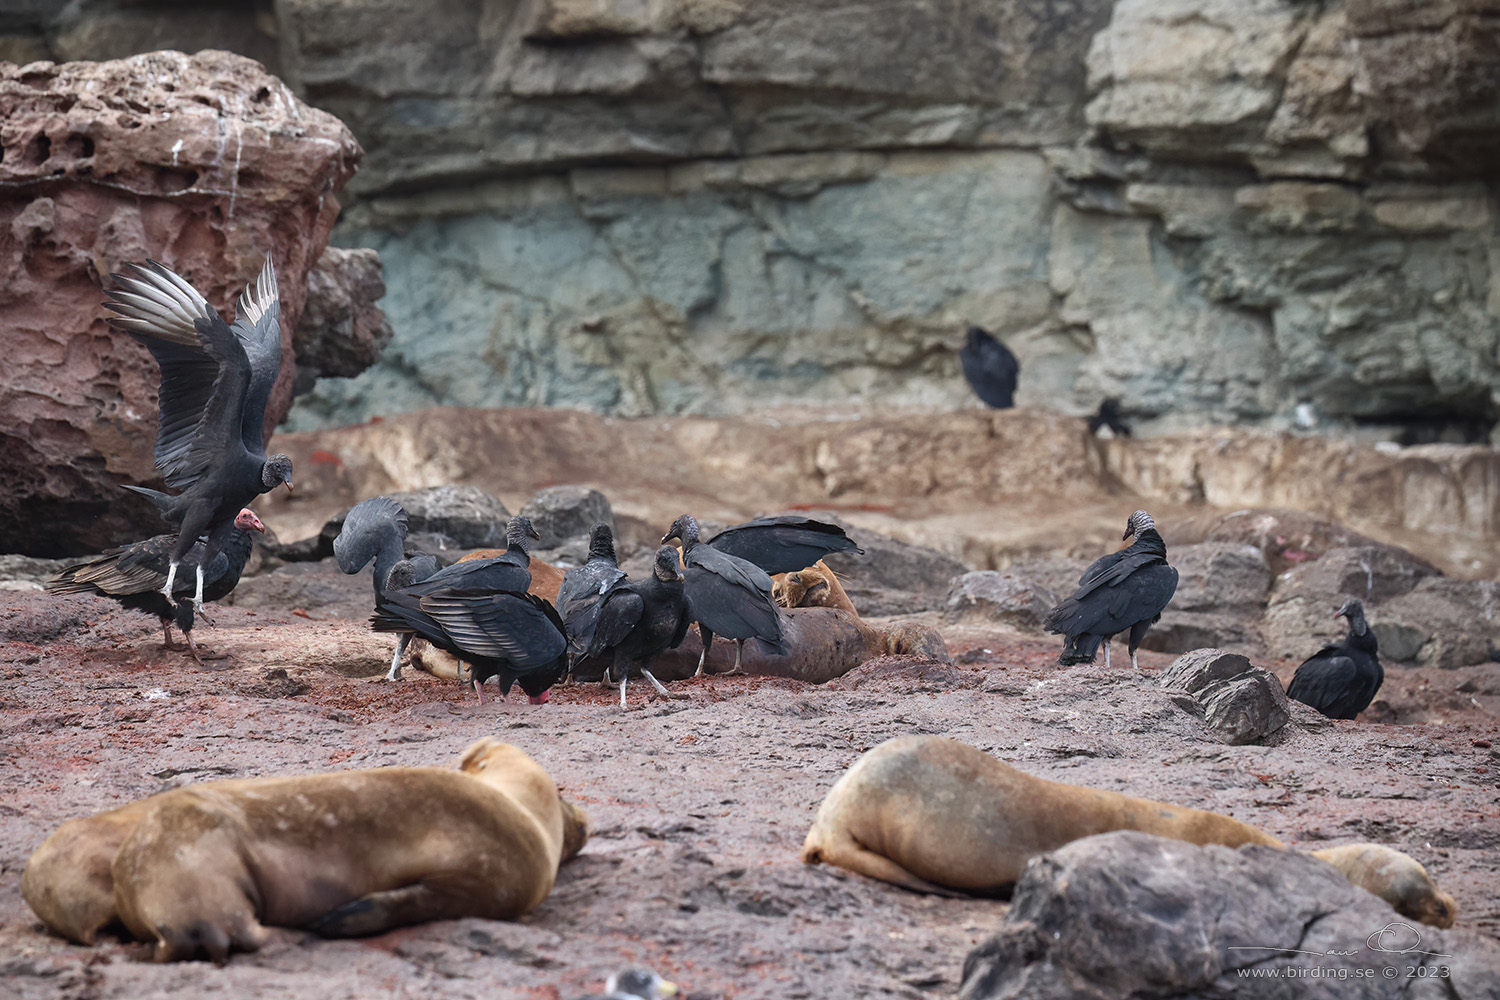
0 50 362 555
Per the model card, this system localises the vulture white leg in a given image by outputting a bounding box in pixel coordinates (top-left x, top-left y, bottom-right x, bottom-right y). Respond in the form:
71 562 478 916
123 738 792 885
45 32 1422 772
385 634 410 682
161 561 179 600
1103 641 1111 671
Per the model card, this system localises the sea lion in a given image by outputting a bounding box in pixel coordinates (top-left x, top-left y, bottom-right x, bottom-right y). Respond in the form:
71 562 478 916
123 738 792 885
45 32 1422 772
772 560 858 615
801 735 1281 894
1310 843 1457 928
24 739 588 961
21 798 154 946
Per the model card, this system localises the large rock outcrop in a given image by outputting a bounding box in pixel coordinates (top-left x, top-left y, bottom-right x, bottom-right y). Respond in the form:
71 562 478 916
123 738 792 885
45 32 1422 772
0 50 362 555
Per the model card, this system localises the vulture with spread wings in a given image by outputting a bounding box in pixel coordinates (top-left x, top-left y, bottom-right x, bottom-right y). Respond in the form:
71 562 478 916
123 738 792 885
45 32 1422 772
104 258 293 613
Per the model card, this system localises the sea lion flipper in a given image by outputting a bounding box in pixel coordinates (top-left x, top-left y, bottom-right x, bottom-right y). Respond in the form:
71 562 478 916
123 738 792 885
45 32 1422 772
804 832 967 898
309 884 442 938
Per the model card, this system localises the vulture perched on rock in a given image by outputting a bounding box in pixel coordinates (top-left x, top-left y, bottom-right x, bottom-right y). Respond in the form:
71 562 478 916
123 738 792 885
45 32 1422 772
578 546 692 709
1043 509 1179 671
704 514 863 575
47 508 265 665
959 324 1019 409
333 496 442 681
663 514 787 676
1286 599 1384 720
556 523 628 678
103 258 293 614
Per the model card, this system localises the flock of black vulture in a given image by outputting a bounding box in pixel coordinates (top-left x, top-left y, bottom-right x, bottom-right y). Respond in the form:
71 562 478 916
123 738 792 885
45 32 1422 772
45 262 1385 720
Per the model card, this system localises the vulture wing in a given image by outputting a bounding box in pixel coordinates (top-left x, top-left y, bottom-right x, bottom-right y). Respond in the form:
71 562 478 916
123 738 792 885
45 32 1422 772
230 257 282 455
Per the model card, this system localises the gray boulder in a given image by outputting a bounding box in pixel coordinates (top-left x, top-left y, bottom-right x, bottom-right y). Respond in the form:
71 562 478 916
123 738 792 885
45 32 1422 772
1380 578 1500 669
519 485 614 564
960 830 1500 1000
275 485 511 563
945 571 1058 631
1143 542 1272 655
1158 648 1290 745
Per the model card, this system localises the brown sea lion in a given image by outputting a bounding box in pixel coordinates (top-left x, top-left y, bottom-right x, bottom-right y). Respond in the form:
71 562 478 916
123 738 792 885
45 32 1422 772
801 735 1281 894
21 798 153 945
1310 843 1457 928
772 560 858 615
23 739 588 962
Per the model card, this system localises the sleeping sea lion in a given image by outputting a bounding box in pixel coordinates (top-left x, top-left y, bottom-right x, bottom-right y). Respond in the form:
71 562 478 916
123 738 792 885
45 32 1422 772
23 738 588 961
1310 843 1457 928
801 735 1281 894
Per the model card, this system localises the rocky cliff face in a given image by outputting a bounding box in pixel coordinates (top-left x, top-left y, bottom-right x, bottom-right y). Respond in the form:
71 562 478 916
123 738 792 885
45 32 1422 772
7 0 1500 438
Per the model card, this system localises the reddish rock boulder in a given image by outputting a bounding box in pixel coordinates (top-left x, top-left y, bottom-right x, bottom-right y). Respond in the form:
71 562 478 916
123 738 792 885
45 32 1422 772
0 49 361 556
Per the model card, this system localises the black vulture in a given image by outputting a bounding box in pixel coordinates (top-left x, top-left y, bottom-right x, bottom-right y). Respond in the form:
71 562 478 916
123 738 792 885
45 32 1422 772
704 514 863 575
371 560 566 705
1286 599 1383 720
556 523 628 678
1088 398 1132 438
103 258 293 614
1042 509 1179 671
333 496 442 681
959 324 1019 409
580 546 692 709
47 508 265 665
396 515 539 599
662 514 787 677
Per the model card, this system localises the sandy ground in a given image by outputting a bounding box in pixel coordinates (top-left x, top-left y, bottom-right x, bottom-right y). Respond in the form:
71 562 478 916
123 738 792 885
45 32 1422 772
2 589 1498 1000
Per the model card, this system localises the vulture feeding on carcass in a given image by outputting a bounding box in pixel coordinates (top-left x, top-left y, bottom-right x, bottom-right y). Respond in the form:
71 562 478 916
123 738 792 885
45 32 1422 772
555 523 628 679
703 514 862 575
333 496 442 680
1286 598 1384 720
1042 509 1179 671
47 508 265 665
368 516 561 702
662 514 787 677
575 546 692 710
371 567 566 706
103 258 293 614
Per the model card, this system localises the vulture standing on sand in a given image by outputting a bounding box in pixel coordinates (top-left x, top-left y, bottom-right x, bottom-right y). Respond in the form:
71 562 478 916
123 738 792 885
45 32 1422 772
332 496 442 681
47 508 265 665
1286 599 1384 720
959 324 1019 409
1043 509 1179 671
579 546 692 709
556 523 628 677
103 258 293 614
704 514 863 575
663 514 787 677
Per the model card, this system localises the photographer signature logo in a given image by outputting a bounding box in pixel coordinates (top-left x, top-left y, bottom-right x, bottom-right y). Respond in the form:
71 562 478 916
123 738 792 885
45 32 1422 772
1228 921 1452 960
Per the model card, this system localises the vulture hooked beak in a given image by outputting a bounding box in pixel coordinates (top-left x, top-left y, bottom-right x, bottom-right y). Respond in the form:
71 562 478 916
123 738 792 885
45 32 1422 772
283 480 294 494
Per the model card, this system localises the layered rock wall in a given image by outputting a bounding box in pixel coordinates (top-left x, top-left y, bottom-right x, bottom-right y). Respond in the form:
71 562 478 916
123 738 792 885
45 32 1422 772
10 0 1500 437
